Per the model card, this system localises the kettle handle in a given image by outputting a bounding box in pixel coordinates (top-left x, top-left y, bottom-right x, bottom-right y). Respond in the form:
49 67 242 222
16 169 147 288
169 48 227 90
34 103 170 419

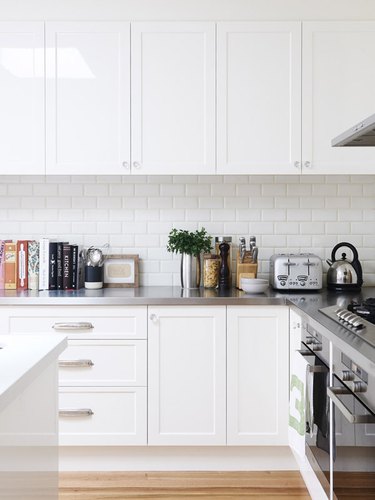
331 242 359 263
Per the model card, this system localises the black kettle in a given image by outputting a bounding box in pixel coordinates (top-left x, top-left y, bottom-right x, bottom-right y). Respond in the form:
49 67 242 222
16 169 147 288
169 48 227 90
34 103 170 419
326 242 363 291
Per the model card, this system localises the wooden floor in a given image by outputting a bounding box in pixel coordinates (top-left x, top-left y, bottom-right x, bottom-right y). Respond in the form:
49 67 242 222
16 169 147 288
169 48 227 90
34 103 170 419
59 471 311 500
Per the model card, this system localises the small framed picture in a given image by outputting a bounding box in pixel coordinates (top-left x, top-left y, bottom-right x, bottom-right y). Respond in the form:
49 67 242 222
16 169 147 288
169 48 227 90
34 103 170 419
103 254 139 288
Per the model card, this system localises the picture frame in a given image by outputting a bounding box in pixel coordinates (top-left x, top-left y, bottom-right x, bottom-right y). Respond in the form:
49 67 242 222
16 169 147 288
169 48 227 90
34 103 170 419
103 254 139 288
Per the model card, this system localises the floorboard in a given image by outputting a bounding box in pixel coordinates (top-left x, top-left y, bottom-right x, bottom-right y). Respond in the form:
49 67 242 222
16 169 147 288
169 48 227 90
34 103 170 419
59 471 311 499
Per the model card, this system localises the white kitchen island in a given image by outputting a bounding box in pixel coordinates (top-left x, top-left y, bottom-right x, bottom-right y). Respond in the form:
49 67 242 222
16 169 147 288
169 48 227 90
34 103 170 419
0 334 67 500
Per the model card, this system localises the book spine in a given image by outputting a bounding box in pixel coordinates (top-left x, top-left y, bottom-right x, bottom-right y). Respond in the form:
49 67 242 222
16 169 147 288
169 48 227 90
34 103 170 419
49 242 58 290
78 248 85 290
28 241 39 290
4 242 17 289
57 242 64 290
17 240 29 290
39 238 49 290
0 241 6 289
62 244 72 290
71 245 78 290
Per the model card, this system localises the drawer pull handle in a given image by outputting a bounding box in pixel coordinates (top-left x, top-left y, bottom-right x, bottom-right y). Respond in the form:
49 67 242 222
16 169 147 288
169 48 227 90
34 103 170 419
59 359 94 368
52 322 94 331
59 409 94 417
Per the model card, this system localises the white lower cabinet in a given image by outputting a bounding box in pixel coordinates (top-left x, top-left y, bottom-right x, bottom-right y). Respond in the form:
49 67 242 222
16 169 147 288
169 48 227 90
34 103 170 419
1 305 148 446
227 306 289 445
59 387 147 445
2 303 290 449
148 306 226 445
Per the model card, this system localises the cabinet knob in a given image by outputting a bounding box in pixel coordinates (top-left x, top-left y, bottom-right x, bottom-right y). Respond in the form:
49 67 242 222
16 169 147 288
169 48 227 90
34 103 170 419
294 161 300 170
304 161 312 169
149 313 158 322
133 161 141 169
122 161 130 169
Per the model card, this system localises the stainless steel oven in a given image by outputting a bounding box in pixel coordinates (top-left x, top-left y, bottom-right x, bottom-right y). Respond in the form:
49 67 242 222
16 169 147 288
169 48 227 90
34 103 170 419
328 345 375 500
300 321 331 498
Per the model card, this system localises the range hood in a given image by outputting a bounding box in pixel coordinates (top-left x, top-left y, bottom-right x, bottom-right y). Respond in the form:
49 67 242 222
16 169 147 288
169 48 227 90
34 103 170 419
332 113 375 147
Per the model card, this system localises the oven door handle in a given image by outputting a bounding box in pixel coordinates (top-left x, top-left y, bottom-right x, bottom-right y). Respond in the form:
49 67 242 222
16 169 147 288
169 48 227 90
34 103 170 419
297 350 328 373
327 386 375 424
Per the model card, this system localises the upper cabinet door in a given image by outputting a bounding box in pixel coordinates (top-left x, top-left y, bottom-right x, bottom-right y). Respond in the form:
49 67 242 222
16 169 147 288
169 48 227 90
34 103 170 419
0 22 44 174
131 22 215 175
46 22 130 175
303 22 375 174
217 22 302 175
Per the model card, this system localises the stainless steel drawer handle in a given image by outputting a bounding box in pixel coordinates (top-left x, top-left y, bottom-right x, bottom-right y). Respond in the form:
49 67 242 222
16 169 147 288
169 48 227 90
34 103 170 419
52 322 94 331
59 409 94 417
327 387 375 424
59 359 94 368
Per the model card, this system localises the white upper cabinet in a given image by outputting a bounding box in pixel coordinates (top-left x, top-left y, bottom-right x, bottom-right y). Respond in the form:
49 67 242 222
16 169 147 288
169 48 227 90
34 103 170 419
131 22 216 175
46 22 131 175
302 22 375 174
0 22 44 174
217 22 302 174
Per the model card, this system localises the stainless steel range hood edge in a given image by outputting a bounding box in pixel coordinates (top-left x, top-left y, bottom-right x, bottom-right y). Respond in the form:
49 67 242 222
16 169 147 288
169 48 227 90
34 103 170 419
332 113 375 147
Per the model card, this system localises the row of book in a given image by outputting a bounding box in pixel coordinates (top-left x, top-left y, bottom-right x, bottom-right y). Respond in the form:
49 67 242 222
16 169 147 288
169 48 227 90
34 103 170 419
0 239 84 291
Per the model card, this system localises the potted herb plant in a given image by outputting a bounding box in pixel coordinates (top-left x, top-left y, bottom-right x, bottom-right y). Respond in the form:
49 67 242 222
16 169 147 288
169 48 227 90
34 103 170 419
167 227 212 288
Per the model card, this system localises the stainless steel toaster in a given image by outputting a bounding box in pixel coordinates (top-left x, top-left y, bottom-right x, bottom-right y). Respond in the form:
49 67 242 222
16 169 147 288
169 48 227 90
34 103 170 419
270 253 323 290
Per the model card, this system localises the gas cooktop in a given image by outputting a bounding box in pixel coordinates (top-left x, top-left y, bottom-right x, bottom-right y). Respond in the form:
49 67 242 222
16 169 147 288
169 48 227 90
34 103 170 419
319 298 375 349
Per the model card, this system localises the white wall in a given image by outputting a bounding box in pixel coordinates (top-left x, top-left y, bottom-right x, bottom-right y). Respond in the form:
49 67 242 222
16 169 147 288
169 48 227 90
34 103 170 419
0 174 374 286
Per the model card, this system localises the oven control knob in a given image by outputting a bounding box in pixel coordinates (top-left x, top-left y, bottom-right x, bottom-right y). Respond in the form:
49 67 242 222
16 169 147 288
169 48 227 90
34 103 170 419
305 337 314 345
350 381 367 393
341 370 355 382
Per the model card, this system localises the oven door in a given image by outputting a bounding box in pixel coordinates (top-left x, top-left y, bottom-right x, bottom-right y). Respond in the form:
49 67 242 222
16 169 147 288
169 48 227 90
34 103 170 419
299 343 330 498
327 376 375 500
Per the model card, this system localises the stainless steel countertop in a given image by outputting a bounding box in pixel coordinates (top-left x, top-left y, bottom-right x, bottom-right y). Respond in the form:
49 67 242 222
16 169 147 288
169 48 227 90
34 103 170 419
0 287 286 306
0 286 374 365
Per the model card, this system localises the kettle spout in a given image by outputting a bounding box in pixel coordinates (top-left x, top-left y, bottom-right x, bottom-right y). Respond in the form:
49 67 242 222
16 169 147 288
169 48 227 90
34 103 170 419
326 259 332 266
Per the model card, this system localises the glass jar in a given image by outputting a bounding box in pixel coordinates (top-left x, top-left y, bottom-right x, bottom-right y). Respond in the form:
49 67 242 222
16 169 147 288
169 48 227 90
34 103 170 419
203 254 220 288
215 236 232 277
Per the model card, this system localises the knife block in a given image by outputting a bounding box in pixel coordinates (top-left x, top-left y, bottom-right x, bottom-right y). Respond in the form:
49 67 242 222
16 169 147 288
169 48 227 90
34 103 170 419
236 250 258 289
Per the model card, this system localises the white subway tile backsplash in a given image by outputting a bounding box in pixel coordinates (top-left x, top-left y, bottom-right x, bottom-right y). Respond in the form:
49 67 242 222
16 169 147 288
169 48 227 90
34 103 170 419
98 197 122 209
7 184 33 196
46 196 71 208
211 183 236 197
33 184 58 196
174 197 198 209
84 184 109 196
249 197 274 209
224 197 248 209
71 197 96 209
236 209 261 221
261 209 286 221
59 209 84 221
274 196 299 209
199 197 224 209
0 174 374 286
160 184 185 196
236 184 262 196
21 197 45 209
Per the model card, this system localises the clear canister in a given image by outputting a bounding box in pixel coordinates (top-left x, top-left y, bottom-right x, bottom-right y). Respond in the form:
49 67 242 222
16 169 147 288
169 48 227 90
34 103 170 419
215 236 232 277
203 254 220 288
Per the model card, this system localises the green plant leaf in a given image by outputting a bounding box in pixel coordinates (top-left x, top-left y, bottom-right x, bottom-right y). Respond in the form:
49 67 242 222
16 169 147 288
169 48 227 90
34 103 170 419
166 227 212 256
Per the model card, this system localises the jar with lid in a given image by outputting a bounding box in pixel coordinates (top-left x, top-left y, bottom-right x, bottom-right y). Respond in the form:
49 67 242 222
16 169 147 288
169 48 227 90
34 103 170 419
215 236 232 279
203 254 220 288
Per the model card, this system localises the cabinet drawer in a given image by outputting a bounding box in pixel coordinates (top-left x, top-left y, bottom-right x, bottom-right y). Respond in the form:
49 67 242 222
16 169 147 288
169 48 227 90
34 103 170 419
59 387 147 446
59 340 147 387
2 306 147 339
